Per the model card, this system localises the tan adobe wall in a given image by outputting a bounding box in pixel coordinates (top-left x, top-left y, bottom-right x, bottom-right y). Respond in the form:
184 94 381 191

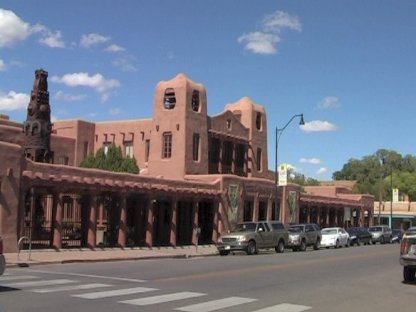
0 142 24 252
225 97 268 179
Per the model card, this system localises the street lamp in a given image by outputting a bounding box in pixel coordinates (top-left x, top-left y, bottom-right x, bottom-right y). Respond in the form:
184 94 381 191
274 113 305 185
274 114 305 222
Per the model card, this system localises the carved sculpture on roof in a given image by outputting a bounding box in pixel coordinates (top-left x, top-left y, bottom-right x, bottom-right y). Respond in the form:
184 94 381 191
23 69 52 162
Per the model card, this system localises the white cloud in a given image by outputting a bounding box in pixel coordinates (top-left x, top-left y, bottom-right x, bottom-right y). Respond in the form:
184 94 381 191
300 158 321 165
319 96 340 109
104 44 126 52
0 9 31 47
238 32 280 54
39 30 65 48
80 33 110 47
238 10 301 55
51 72 120 102
301 120 337 132
262 11 302 33
54 90 86 101
113 56 137 72
0 91 29 111
0 59 6 71
316 167 328 175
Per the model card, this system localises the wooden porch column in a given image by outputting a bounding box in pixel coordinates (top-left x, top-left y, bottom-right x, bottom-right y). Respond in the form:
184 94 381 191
191 201 199 246
52 193 63 249
252 193 259 222
334 208 339 226
266 195 273 221
87 195 97 249
170 198 178 247
306 206 311 223
211 199 220 243
317 207 321 226
118 193 127 248
326 207 330 227
145 199 154 247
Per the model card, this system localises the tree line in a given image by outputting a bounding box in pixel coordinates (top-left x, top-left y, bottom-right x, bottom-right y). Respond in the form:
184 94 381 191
332 148 416 201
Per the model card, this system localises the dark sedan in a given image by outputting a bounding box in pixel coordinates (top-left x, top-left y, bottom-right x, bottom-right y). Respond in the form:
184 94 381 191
346 227 372 246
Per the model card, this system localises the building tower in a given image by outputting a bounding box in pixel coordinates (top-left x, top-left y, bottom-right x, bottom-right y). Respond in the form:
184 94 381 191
23 69 52 162
148 73 209 179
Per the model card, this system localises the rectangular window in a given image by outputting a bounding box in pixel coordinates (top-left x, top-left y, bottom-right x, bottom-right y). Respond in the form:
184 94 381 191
162 132 172 159
124 141 134 158
193 133 200 161
83 141 89 158
256 147 262 171
103 142 112 155
145 139 150 162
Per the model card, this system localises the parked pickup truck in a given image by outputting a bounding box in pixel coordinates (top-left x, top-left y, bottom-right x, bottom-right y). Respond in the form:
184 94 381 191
400 227 416 283
216 221 288 256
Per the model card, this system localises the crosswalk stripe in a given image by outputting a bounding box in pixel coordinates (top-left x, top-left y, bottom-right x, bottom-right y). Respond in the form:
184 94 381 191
0 275 39 282
120 291 205 306
251 303 312 312
175 296 257 312
31 283 112 293
72 286 158 299
1 279 77 288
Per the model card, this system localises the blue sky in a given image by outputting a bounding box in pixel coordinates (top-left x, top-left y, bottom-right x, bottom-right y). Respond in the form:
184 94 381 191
1 1 415 180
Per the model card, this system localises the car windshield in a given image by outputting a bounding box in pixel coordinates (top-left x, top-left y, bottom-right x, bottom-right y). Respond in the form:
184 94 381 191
322 229 337 235
289 226 304 233
233 223 256 232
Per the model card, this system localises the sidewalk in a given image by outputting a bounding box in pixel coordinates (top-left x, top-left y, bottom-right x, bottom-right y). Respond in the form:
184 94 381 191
4 245 219 268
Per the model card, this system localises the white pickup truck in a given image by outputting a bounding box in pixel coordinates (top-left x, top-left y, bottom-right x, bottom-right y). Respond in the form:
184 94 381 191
400 227 416 282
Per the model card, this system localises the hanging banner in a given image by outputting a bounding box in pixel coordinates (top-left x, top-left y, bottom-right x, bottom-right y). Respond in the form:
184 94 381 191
392 188 399 202
278 163 288 186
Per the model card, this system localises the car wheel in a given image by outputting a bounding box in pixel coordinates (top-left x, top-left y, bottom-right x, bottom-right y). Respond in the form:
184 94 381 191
219 250 230 256
275 240 285 253
403 266 416 283
300 240 307 251
313 238 321 250
380 236 385 244
246 240 257 255
335 239 340 248
292 247 298 252
372 240 376 245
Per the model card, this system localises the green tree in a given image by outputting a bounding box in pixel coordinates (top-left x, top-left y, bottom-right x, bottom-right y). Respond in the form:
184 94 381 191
80 144 139 174
333 148 416 200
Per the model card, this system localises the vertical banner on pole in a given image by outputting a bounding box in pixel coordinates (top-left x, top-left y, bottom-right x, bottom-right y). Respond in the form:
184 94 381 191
392 188 399 202
278 164 288 186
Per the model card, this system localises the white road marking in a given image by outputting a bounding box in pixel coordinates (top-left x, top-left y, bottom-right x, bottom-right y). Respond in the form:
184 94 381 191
0 275 39 282
72 286 158 299
1 279 77 288
251 303 312 312
120 291 205 306
175 296 257 312
21 269 146 283
31 283 112 293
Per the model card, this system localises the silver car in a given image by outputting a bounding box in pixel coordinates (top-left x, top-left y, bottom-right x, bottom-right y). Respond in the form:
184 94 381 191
217 221 288 256
369 225 393 244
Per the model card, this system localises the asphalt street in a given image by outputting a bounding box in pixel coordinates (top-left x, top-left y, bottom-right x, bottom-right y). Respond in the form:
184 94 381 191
1 244 414 312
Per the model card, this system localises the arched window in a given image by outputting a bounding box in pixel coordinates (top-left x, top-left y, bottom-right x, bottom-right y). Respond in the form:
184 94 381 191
191 90 200 112
256 112 262 130
164 88 176 109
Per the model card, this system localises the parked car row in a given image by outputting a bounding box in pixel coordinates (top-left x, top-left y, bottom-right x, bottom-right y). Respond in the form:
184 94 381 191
217 222 397 256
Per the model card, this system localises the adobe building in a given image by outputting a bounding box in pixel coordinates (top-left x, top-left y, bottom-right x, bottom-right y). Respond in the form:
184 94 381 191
0 70 374 252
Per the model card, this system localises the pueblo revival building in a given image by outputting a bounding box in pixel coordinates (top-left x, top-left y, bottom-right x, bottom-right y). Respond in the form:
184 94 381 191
0 70 374 252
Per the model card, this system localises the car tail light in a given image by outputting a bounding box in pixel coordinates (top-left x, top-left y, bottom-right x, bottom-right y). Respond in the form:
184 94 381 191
400 238 407 255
